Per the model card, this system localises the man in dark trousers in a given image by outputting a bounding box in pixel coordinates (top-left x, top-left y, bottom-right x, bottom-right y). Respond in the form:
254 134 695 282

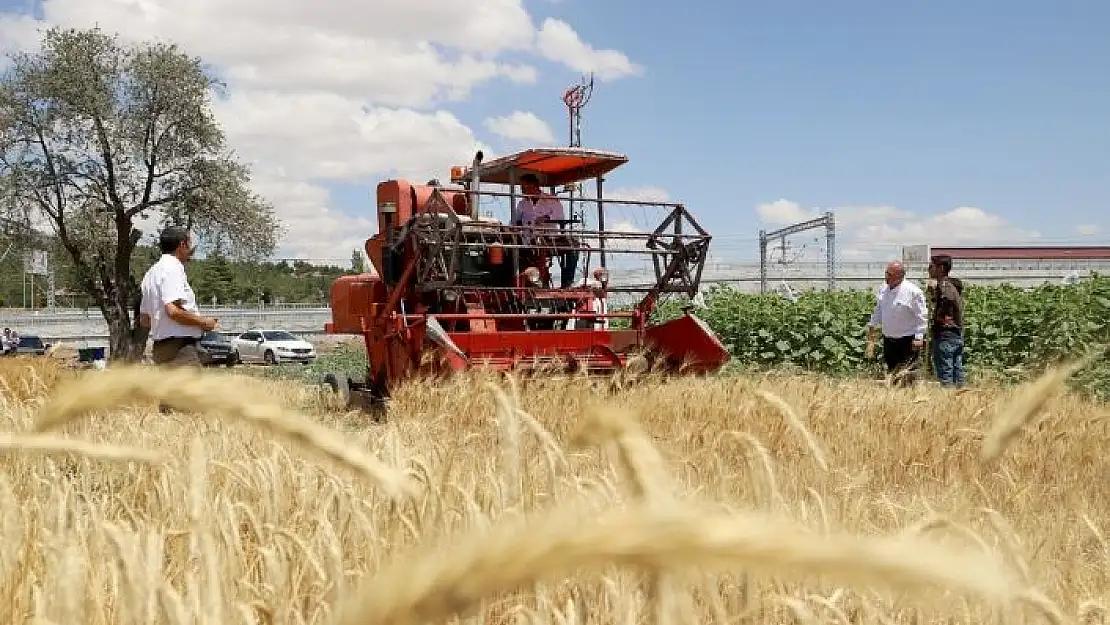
865 261 929 386
139 226 219 366
928 254 966 387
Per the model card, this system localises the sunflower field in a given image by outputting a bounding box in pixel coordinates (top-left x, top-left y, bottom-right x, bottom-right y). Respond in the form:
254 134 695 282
651 273 1110 397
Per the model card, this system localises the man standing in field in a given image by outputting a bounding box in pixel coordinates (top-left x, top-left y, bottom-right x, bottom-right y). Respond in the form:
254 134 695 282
864 261 928 386
927 254 966 387
139 226 219 366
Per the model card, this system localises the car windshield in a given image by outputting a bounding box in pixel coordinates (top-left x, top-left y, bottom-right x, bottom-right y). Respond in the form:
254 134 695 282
263 331 297 341
202 331 224 341
18 336 43 348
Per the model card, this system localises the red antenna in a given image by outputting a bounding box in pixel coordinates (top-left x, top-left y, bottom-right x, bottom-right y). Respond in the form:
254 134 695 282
562 73 594 147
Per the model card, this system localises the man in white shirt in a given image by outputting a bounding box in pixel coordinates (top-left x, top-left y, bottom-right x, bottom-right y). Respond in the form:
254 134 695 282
865 261 928 385
569 268 611 330
139 226 219 366
513 173 579 288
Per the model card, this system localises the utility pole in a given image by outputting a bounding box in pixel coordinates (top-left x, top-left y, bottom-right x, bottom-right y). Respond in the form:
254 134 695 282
759 211 837 294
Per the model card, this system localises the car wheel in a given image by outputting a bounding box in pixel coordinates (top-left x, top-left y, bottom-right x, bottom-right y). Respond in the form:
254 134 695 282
264 350 276 365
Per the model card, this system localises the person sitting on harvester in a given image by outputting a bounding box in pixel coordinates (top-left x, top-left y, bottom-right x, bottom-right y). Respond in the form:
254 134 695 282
513 173 579 288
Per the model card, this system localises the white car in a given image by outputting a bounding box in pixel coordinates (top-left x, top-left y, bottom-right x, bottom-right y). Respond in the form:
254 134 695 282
230 330 316 365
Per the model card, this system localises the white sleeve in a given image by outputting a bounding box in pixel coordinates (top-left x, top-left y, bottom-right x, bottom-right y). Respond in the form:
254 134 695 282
159 266 190 307
910 288 928 339
140 292 156 316
139 274 157 315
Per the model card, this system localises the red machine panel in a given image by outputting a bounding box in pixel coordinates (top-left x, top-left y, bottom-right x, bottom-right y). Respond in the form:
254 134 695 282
326 273 387 334
375 180 471 233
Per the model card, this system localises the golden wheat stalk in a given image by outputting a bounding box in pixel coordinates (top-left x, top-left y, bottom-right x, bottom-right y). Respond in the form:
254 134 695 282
333 502 1024 625
0 432 164 464
754 389 829 471
569 404 675 499
569 404 694 625
30 366 418 499
981 347 1104 463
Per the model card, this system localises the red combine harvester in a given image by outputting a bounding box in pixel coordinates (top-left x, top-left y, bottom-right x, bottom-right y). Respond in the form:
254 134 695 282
322 146 729 415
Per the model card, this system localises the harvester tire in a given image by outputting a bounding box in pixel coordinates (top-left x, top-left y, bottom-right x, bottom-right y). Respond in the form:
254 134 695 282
322 372 351 407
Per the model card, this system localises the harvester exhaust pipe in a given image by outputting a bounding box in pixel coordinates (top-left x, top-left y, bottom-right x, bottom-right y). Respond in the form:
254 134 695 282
469 150 483 214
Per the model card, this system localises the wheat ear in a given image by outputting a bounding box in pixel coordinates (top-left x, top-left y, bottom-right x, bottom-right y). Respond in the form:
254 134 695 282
981 347 1103 462
0 432 163 464
31 366 417 499
333 502 1023 625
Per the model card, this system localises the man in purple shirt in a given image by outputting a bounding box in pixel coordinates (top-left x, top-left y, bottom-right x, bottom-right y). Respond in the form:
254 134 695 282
513 173 579 288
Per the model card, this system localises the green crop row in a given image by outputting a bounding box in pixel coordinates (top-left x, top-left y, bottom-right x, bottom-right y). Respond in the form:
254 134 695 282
650 274 1110 398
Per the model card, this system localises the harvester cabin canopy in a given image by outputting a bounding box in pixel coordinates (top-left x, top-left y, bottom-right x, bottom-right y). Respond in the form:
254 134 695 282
450 147 629 188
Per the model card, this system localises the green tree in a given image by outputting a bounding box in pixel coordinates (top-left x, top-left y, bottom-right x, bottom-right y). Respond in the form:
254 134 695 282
0 27 283 360
351 248 366 273
197 251 235 304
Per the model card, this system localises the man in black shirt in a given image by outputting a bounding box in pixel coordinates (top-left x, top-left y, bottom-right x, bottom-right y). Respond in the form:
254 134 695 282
928 254 966 387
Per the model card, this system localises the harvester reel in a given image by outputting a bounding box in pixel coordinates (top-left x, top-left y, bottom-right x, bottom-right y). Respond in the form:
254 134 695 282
644 204 711 298
411 190 464 290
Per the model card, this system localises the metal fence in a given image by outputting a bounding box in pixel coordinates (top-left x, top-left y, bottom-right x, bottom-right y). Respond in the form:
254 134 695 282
0 302 329 317
0 306 334 346
24 329 335 350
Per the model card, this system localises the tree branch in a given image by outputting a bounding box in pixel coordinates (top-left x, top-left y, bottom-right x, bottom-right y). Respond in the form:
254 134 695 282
92 113 126 213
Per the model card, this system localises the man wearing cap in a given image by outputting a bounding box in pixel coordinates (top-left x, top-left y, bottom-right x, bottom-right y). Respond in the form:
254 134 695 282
139 226 219 366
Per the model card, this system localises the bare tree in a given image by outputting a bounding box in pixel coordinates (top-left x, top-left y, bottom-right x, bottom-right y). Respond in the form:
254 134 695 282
0 26 283 360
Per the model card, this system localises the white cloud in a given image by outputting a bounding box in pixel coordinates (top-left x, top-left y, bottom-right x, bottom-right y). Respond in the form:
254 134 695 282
1076 224 1100 236
250 174 377 264
756 198 822 225
14 0 541 108
755 199 1044 261
607 186 671 203
213 91 487 183
0 0 642 263
483 111 556 144
536 18 644 81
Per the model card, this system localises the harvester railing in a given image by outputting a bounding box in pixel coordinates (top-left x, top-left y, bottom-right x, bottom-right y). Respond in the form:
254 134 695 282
397 187 711 306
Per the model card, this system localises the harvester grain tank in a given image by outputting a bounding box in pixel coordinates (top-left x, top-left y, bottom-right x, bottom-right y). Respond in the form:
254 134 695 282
322 146 729 416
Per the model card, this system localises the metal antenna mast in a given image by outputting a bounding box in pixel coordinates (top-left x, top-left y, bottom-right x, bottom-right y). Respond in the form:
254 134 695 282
563 73 594 148
758 211 837 294
562 73 594 282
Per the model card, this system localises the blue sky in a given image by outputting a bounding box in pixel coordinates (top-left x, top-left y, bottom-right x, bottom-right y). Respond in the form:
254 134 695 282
463 1 1110 260
1 0 1107 264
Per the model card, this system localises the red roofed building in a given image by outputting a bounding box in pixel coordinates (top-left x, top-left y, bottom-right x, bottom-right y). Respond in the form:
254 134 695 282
928 246 1110 261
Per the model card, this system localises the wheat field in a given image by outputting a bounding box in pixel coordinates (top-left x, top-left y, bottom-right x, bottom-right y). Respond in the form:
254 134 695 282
0 355 1106 625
